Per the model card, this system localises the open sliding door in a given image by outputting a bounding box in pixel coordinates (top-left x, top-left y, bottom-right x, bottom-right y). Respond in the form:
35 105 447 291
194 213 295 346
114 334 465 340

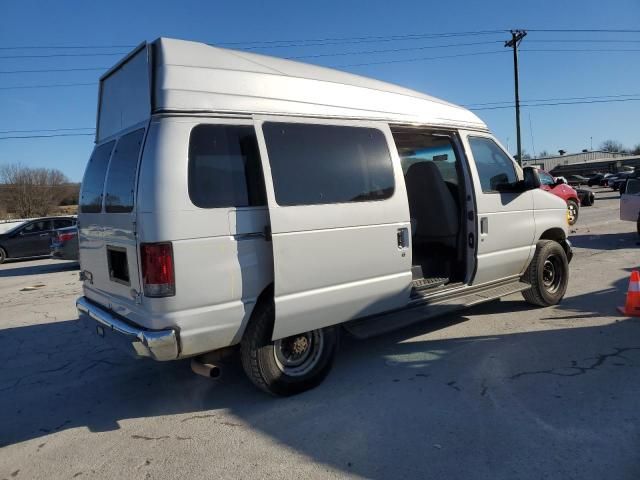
254 117 412 340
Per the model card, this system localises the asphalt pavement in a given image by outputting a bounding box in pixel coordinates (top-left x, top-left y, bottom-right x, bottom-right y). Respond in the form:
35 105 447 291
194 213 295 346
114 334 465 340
1 188 638 480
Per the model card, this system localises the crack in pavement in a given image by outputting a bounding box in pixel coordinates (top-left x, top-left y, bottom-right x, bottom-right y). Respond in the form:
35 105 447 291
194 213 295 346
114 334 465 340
510 347 640 380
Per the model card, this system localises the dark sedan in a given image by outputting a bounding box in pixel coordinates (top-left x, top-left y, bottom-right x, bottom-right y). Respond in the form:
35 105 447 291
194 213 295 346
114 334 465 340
0 217 76 263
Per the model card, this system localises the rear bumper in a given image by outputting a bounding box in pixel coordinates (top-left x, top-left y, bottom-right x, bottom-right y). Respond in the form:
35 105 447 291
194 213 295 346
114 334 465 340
76 296 179 361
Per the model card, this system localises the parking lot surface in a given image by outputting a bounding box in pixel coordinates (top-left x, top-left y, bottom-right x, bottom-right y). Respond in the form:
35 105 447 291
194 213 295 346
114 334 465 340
1 189 639 480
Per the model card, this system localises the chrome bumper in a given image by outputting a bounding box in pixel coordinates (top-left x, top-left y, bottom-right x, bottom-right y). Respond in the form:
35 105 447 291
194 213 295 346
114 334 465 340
76 296 179 361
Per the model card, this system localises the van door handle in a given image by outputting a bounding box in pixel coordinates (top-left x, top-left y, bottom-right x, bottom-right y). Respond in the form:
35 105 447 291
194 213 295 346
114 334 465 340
397 227 409 249
480 217 489 234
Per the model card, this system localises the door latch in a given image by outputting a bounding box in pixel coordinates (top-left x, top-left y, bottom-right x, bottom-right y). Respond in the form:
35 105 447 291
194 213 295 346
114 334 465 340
480 217 489 234
397 227 409 249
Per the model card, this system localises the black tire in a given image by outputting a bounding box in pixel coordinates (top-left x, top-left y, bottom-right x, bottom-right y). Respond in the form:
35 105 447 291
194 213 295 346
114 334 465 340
637 214 640 237
240 301 339 396
0 247 6 264
567 199 579 225
522 240 569 307
581 193 594 207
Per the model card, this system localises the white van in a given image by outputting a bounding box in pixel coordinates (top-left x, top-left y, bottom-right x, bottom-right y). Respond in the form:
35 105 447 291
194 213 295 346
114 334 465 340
620 177 640 234
77 38 572 396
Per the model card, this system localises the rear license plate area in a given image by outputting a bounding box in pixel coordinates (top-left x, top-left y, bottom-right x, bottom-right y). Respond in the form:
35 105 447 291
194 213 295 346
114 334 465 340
107 246 130 285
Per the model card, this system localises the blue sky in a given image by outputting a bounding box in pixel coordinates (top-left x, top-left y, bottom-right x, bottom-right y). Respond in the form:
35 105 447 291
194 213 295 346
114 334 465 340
1 0 639 181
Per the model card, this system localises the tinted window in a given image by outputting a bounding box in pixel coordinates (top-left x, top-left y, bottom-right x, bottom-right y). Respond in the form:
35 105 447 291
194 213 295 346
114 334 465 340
188 125 266 208
263 123 394 206
22 220 50 234
468 137 518 192
105 129 145 213
80 141 115 213
53 219 74 229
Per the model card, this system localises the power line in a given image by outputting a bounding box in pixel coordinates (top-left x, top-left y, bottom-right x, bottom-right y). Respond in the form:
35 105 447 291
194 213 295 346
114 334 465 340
524 28 640 33
0 52 128 60
336 50 507 67
0 44 137 50
0 82 95 90
0 31 507 54
464 92 640 107
0 127 94 134
528 38 640 43
469 97 640 110
0 66 107 75
521 48 640 52
0 133 94 140
287 40 503 59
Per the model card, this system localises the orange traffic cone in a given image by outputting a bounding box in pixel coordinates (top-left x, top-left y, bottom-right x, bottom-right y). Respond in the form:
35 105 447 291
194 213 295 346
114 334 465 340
618 270 640 317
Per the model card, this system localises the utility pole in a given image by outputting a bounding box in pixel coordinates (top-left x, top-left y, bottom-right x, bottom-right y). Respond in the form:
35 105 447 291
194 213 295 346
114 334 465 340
505 29 527 165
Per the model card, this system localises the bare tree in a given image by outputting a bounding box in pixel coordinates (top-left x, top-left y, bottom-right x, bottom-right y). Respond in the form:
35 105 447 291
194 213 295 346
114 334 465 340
631 144 640 155
537 150 549 158
600 139 625 153
0 163 70 218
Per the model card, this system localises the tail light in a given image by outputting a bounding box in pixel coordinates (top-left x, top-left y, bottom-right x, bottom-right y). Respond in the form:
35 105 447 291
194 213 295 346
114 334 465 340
58 231 76 242
140 242 175 297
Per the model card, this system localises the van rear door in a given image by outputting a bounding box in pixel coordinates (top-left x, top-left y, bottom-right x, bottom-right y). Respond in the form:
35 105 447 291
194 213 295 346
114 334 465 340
79 127 146 312
255 118 412 340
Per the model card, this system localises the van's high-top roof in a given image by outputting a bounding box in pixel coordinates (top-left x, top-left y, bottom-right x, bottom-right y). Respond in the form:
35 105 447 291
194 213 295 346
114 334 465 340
96 37 487 141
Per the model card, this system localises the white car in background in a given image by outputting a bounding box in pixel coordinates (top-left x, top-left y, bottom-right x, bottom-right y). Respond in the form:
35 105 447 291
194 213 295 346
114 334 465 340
620 178 640 235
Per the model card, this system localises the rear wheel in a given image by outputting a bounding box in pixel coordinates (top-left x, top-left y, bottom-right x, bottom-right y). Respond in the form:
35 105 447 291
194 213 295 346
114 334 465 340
0 247 6 264
522 240 569 307
241 301 339 396
567 200 579 225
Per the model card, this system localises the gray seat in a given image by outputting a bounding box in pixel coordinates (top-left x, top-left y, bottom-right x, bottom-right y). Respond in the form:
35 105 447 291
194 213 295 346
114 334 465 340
404 162 459 247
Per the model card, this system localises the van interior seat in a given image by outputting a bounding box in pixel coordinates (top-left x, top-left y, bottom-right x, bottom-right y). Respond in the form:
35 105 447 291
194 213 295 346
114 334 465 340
404 161 459 247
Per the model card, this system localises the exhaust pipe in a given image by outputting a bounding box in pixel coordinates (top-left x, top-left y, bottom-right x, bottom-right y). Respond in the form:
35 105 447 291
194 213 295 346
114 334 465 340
191 359 222 379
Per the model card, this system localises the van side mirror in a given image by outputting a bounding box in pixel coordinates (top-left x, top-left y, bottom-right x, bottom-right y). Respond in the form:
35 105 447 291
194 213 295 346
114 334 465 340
523 166 541 190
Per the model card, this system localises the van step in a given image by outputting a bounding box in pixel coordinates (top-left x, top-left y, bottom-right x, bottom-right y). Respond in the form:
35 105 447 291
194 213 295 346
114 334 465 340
412 277 449 291
344 280 531 339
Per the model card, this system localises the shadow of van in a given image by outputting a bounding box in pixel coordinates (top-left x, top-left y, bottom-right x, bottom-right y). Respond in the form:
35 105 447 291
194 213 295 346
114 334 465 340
1 271 638 479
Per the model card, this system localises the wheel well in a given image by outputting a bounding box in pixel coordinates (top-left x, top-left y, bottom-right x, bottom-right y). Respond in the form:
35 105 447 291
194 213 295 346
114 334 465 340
237 283 274 344
539 228 566 244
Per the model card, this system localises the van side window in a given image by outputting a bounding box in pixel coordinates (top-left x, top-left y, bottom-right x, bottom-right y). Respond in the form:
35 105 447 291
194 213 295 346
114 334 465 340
468 137 518 192
392 129 461 185
188 125 266 208
104 129 145 213
263 123 394 206
80 141 115 213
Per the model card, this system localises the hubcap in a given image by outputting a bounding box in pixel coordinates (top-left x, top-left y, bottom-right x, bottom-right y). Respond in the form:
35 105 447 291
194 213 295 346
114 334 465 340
273 330 324 377
567 204 577 223
542 254 563 293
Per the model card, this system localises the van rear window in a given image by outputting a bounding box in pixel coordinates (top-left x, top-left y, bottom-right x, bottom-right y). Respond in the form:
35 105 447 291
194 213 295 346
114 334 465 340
80 141 115 213
188 125 266 208
104 129 145 213
262 123 395 206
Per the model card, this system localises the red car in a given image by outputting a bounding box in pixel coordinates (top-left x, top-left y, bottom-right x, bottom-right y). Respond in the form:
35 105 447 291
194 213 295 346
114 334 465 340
538 170 580 225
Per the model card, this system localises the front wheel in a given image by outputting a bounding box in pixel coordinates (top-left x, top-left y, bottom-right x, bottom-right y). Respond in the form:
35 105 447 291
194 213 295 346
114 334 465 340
241 301 339 396
567 200 579 225
522 240 569 307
